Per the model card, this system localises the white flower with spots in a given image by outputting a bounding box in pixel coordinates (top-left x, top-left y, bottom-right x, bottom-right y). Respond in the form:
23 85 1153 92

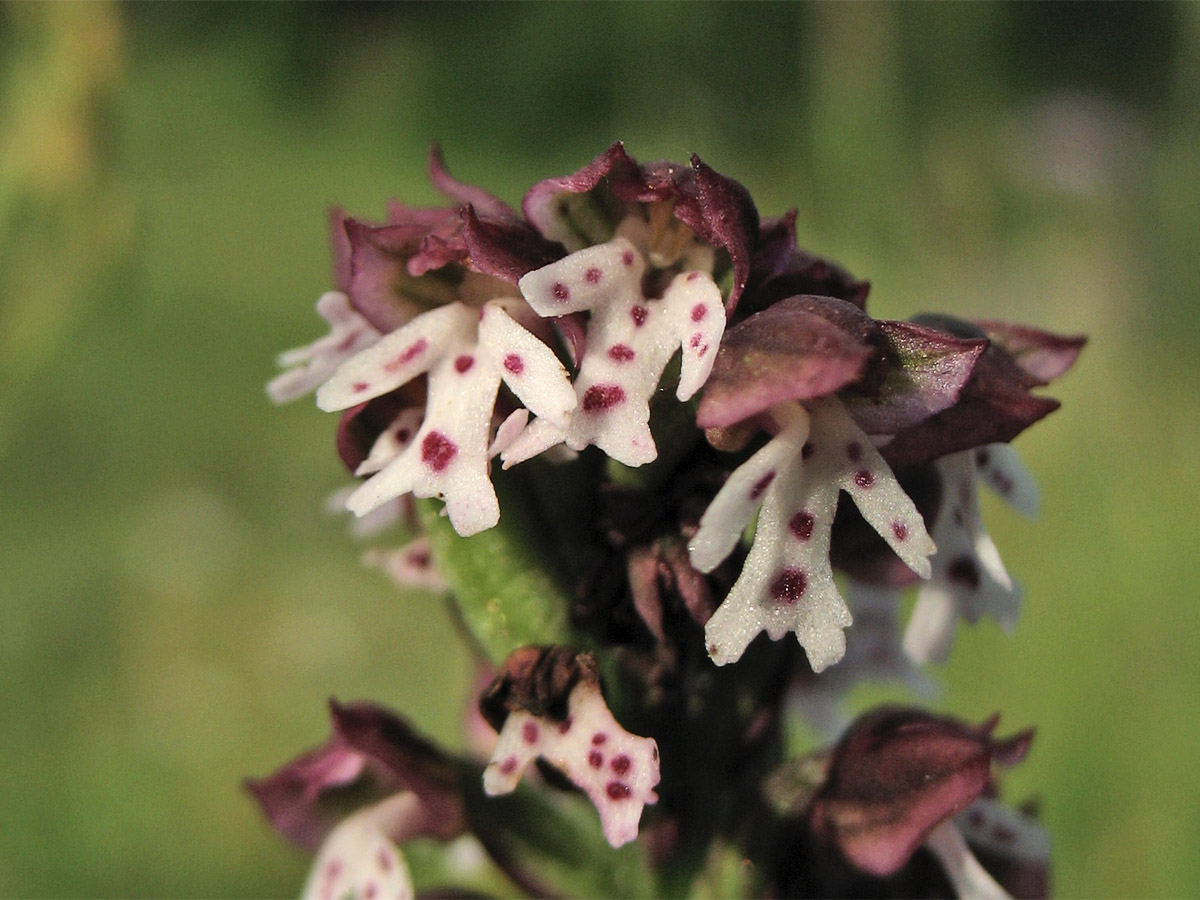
503 235 725 468
301 793 417 900
483 680 660 848
903 443 1038 664
689 397 936 673
316 299 577 536
268 291 382 404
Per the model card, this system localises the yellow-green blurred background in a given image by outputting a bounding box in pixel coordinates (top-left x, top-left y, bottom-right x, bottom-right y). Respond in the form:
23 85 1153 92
2 3 1198 896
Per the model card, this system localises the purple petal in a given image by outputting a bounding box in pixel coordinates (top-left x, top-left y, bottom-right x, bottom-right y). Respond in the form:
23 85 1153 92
344 218 464 332
522 141 640 241
696 297 878 429
427 144 514 219
460 205 565 284
809 707 1031 878
974 319 1087 386
664 155 759 311
247 701 463 852
845 320 986 435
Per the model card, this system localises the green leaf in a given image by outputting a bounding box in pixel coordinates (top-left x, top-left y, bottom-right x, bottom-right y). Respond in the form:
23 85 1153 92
417 469 573 664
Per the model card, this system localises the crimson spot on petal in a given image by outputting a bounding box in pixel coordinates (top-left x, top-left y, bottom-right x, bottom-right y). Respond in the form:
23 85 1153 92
585 267 603 284
503 353 524 374
420 431 458 472
607 344 635 362
552 282 570 302
385 338 428 372
854 469 874 489
621 250 635 267
631 306 648 327
582 383 625 413
788 510 815 541
592 732 608 746
454 354 474 373
558 716 573 734
891 521 909 541
522 720 539 745
769 567 807 605
749 471 775 500
690 302 707 321
610 754 631 775
606 781 632 800
689 331 704 349
588 750 603 769
352 382 370 393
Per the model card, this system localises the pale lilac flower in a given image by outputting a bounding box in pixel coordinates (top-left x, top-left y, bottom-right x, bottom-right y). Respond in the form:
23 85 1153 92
904 443 1038 664
268 291 382 404
483 678 660 848
690 397 935 672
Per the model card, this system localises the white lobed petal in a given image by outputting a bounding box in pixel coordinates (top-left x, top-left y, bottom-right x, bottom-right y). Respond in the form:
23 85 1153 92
701 398 936 672
903 450 1023 664
511 239 725 470
268 292 382 404
974 442 1040 517
659 271 726 401
688 407 809 574
704 434 851 672
346 337 502 535
477 302 577 428
924 820 1012 900
482 681 660 849
517 237 645 317
317 303 475 412
810 397 936 579
302 796 416 900
356 408 426 477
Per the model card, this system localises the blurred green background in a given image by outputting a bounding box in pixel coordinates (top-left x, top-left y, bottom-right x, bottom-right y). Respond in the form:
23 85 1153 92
2 2 1198 896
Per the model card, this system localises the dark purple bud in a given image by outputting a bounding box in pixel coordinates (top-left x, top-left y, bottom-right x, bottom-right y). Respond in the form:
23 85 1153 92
880 338 1063 471
809 707 1033 878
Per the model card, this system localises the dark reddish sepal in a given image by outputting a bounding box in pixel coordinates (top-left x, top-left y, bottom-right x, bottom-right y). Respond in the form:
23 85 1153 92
844 320 987 436
246 700 463 851
974 319 1087 386
696 296 880 428
460 204 566 284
